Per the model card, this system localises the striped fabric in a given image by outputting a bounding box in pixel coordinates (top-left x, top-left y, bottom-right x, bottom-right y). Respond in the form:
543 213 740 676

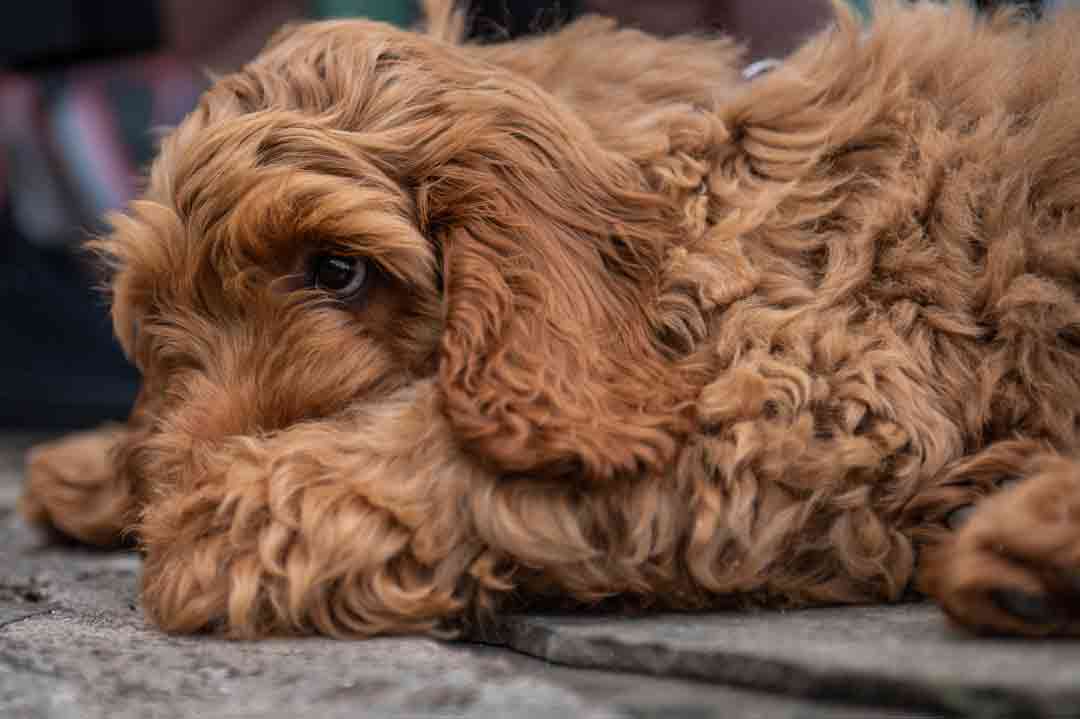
0 58 204 247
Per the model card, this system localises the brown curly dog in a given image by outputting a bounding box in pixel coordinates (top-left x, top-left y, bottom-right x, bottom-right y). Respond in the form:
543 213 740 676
19 0 1080 639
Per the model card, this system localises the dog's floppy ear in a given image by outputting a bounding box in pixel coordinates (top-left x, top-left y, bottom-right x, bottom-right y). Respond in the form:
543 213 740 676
411 76 694 481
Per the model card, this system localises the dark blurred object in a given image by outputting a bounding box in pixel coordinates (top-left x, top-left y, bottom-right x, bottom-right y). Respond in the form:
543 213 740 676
975 0 1042 10
586 0 716 36
0 1 162 70
2 0 303 72
467 0 835 60
0 205 139 428
585 0 835 59
469 1 1046 61
708 0 836 60
468 0 583 40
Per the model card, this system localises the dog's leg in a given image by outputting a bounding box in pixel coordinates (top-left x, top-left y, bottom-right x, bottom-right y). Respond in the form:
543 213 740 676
136 387 505 638
915 442 1080 636
20 426 135 547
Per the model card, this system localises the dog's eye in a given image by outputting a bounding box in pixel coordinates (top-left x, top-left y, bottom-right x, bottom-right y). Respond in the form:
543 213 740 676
310 254 368 299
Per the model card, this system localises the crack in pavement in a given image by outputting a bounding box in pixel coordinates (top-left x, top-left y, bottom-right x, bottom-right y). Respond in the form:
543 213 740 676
0 608 55 632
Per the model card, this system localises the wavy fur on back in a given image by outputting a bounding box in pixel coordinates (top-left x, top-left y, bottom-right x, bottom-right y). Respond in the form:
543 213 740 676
20 1 1080 639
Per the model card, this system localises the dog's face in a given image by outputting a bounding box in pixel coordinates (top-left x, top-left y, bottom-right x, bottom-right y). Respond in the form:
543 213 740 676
110 119 442 442
99 18 698 499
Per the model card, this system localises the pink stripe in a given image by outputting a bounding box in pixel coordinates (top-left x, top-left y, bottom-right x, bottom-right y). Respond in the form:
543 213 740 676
67 80 140 210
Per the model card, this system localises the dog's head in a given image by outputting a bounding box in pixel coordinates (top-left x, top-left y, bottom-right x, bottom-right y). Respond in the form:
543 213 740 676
99 14 711 498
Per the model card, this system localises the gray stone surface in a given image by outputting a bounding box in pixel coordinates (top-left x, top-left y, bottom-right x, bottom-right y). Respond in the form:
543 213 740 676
3 431 1079 718
489 607 1080 717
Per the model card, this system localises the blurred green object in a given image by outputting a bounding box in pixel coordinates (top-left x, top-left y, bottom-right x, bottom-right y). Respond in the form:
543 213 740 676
310 0 418 25
847 0 872 16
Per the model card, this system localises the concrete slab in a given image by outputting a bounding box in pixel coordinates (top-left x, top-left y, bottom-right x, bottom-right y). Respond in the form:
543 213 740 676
488 606 1080 717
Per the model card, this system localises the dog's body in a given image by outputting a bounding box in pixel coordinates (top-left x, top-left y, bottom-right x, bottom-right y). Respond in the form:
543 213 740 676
20 1 1080 638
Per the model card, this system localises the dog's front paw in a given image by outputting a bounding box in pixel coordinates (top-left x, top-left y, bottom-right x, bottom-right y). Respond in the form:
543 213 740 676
20 427 133 546
136 427 492 639
924 457 1080 636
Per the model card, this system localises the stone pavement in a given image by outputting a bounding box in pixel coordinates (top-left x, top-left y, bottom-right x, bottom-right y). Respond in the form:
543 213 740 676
2 433 1079 719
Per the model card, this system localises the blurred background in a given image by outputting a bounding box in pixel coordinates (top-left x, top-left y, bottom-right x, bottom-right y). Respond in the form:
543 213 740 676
0 0 1057 429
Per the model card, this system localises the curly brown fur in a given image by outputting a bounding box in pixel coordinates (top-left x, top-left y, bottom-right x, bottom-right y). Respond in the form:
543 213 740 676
21 0 1080 638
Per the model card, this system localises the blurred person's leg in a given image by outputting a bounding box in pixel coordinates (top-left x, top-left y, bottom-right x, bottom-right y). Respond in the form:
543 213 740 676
0 1 307 429
0 61 205 428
